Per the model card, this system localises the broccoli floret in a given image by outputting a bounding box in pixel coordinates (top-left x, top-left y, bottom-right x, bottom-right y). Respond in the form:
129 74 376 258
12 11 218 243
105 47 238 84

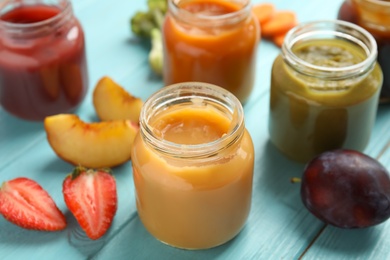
130 11 156 38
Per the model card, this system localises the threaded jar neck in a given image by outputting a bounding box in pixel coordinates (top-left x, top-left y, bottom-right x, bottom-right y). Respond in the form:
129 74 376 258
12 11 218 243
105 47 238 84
350 0 390 32
168 0 251 28
0 0 73 38
354 0 390 9
140 82 245 159
282 20 378 81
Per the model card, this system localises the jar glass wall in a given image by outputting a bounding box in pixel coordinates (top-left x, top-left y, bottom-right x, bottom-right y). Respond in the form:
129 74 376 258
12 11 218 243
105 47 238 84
162 0 260 103
0 0 88 121
268 20 383 163
338 0 390 103
131 82 255 249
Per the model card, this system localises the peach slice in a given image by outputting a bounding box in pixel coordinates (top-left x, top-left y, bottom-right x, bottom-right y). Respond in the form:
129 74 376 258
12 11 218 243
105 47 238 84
93 76 143 123
44 114 139 168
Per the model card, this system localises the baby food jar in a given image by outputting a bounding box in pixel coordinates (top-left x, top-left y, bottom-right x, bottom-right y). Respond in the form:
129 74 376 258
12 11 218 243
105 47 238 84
338 0 390 103
268 20 382 163
0 0 88 121
131 82 254 249
162 0 260 103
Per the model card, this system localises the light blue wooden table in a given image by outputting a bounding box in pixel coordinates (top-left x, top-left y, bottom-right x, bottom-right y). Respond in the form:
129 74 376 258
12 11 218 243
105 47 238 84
1 0 390 259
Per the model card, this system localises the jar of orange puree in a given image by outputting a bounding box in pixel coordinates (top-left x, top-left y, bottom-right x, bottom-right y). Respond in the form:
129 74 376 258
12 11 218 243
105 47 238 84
162 0 260 103
131 82 255 249
269 20 383 163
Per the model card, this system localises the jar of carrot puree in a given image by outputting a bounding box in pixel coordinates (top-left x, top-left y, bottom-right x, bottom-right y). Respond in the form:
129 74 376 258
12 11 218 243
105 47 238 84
269 20 382 163
0 0 88 121
131 82 254 249
162 0 260 103
338 0 390 103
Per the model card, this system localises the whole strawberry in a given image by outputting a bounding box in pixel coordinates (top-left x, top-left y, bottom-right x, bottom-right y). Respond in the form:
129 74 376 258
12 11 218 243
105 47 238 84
0 177 66 231
63 166 117 240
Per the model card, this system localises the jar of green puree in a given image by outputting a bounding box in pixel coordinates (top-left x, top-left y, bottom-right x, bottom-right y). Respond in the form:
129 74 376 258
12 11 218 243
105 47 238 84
268 20 383 163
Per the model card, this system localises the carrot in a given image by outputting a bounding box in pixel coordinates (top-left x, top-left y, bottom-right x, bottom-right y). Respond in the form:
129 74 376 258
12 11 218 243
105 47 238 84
261 10 297 38
272 33 287 48
252 3 276 26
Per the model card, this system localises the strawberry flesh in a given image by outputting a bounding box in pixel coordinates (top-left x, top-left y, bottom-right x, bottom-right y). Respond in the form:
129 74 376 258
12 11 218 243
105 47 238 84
0 177 66 231
63 167 117 240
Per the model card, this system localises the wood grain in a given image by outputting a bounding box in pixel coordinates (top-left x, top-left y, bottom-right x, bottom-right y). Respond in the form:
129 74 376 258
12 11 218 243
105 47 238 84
1 0 390 259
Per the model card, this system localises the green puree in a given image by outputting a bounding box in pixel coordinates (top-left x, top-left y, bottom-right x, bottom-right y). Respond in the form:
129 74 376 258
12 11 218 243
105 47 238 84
269 38 383 163
294 40 364 68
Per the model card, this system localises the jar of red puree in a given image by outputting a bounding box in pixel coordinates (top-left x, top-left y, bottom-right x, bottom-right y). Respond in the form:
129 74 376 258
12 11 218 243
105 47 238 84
0 0 88 121
338 0 390 103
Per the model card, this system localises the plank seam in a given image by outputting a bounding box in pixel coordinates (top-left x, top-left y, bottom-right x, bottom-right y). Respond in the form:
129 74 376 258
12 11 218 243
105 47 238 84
298 224 327 260
375 139 390 160
0 133 46 170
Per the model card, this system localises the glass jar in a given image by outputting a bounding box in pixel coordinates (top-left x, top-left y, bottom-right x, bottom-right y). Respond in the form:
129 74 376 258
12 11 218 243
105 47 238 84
0 0 88 121
338 0 390 103
131 82 254 249
268 20 383 163
162 0 260 103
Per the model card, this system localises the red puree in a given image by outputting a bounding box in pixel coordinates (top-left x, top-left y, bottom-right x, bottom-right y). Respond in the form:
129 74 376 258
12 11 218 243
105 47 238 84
1 5 59 23
0 5 88 120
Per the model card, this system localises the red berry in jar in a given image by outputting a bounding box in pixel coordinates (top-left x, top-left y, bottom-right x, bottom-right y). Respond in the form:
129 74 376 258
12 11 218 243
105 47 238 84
301 149 390 228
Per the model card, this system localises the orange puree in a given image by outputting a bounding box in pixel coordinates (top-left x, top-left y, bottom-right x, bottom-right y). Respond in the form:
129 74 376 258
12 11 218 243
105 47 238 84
131 105 254 249
150 107 230 144
162 0 260 103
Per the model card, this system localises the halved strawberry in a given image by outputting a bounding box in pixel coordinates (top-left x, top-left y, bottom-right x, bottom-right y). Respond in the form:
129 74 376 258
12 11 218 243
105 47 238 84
0 177 66 231
63 166 117 240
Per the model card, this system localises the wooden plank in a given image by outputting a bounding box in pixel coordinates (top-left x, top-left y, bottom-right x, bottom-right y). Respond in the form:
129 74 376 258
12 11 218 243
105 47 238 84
1 0 390 259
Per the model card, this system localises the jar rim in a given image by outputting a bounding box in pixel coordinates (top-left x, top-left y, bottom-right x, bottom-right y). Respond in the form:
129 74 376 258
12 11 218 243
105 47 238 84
359 0 390 7
282 20 378 80
168 0 251 27
140 82 245 159
0 0 72 35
